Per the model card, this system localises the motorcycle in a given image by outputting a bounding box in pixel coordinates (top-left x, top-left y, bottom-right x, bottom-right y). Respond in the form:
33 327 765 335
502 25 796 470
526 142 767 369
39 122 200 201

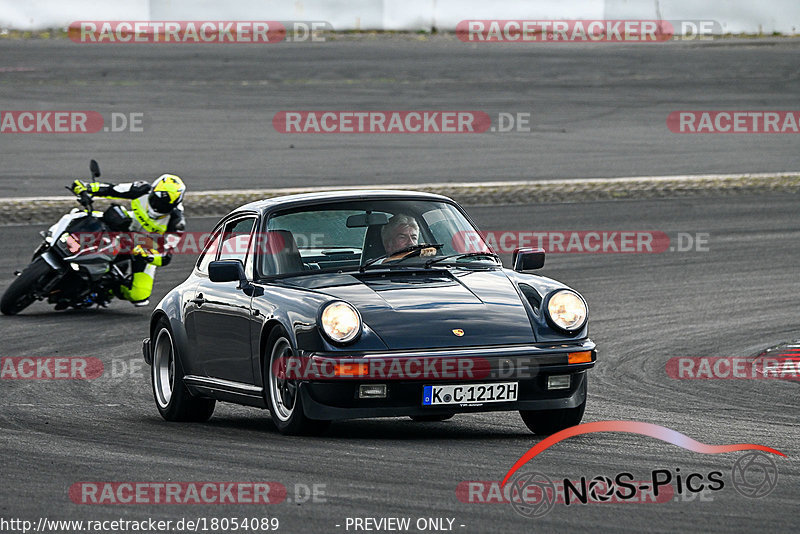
1 160 136 315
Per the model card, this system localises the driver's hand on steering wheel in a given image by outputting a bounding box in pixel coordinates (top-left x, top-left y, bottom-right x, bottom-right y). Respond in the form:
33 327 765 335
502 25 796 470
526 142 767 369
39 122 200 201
386 244 439 262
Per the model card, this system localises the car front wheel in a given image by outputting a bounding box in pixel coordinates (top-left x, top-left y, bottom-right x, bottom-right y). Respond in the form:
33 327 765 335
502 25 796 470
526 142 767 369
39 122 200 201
264 327 330 435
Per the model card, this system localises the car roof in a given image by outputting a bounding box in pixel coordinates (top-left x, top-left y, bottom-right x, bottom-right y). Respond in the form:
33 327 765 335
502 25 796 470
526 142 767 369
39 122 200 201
232 189 455 214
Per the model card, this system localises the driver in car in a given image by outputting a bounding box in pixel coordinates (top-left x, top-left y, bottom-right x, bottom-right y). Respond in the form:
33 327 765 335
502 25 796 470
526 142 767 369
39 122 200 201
381 214 436 259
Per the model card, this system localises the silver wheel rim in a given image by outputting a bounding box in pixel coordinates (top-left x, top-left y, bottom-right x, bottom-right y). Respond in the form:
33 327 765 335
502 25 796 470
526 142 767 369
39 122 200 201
269 337 298 422
153 328 175 408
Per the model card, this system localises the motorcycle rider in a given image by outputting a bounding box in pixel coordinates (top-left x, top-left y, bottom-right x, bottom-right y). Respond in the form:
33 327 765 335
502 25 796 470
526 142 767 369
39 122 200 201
69 174 186 307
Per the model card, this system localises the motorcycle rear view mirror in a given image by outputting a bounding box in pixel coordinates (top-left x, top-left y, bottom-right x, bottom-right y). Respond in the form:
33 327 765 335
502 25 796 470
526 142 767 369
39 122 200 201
90 159 101 178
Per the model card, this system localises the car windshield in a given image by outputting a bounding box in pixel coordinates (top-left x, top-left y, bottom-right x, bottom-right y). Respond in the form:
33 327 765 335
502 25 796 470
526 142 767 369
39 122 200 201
258 198 499 276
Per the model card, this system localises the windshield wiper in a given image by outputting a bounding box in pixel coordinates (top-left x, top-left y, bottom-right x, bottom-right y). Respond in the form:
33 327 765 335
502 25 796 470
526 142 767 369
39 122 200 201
360 243 443 271
424 252 501 268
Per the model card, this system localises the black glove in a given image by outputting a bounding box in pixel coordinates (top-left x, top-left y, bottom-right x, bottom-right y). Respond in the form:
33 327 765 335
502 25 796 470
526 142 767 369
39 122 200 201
160 249 173 267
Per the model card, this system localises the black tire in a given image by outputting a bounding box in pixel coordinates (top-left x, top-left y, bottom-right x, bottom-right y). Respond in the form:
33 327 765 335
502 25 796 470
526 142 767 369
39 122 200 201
1 257 54 315
409 414 455 422
151 318 215 422
519 401 586 435
264 326 330 435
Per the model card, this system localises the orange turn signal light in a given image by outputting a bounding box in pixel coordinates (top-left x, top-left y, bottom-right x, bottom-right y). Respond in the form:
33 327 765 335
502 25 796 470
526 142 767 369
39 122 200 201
331 361 369 377
568 351 593 364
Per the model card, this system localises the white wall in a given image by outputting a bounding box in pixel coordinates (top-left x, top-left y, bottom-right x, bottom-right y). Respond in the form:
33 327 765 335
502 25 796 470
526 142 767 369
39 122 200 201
1 0 148 30
149 1 385 31
1 0 798 34
605 0 800 34
433 0 605 30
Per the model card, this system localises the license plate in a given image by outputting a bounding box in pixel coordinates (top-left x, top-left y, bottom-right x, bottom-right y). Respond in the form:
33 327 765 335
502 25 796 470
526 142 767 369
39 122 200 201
422 382 518 406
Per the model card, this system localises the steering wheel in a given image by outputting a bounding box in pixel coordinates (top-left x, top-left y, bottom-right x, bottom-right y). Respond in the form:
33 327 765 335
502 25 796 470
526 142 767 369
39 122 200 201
384 243 443 263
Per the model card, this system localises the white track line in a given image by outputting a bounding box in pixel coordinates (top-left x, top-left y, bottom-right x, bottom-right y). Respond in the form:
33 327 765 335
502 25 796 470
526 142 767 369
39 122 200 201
6 171 800 203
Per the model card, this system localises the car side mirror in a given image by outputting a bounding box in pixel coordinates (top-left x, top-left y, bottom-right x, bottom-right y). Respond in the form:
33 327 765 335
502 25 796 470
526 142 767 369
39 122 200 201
209 259 262 295
513 247 545 271
209 259 247 283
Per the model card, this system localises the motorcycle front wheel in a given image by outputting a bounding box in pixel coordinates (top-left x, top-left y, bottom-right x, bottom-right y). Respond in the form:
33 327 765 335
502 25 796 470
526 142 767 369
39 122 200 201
0 257 55 315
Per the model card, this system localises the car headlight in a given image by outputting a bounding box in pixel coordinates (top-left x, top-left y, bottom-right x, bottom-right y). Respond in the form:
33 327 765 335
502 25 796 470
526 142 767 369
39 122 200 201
320 301 362 343
545 290 587 333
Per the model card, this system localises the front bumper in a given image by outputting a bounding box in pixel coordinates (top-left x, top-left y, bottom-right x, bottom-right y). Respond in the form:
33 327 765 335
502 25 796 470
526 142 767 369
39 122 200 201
297 340 595 420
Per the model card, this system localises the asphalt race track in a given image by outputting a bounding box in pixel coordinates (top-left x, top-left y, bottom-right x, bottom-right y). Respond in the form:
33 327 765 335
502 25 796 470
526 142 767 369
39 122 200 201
1 195 798 533
0 38 799 196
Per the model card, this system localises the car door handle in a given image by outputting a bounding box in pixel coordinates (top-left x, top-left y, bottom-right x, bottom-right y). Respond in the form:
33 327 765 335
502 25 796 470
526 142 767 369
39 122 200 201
190 293 206 306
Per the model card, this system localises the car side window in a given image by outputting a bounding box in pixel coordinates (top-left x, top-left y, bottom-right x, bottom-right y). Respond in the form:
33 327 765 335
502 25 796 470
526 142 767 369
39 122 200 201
261 210 373 275
218 217 256 264
196 229 222 274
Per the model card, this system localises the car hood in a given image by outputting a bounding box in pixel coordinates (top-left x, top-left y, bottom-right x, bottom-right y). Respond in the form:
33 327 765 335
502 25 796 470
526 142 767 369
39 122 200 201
288 269 536 349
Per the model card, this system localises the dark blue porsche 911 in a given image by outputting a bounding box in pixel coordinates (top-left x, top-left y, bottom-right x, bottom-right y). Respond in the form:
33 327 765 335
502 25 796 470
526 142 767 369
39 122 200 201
142 190 596 435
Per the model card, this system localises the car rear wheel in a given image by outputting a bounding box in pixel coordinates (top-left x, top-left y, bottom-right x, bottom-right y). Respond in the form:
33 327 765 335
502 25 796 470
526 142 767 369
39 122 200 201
264 327 330 435
519 401 585 435
409 414 455 422
151 318 215 422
